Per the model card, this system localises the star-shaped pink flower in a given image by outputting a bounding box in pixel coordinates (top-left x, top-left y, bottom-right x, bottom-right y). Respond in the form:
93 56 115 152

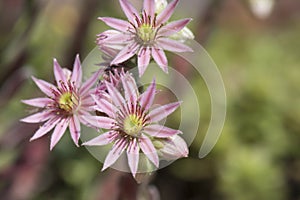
83 71 187 177
21 55 102 150
97 0 193 77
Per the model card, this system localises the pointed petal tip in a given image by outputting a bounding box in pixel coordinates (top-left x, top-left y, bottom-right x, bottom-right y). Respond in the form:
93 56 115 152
81 141 91 146
74 53 81 63
20 99 27 104
101 165 109 172
29 136 36 142
19 117 33 123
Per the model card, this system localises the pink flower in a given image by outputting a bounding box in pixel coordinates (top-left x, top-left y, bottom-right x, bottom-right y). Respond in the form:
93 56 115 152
21 55 102 150
97 0 193 77
83 72 186 177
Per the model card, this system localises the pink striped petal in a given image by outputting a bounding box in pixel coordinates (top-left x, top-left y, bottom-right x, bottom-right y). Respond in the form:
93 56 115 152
92 95 117 118
77 112 93 127
97 30 121 42
143 0 155 16
32 76 57 98
97 31 131 44
151 48 168 73
82 115 115 129
144 124 181 138
105 82 126 109
53 58 67 85
148 101 181 122
156 0 179 24
137 47 151 77
98 17 131 32
82 131 117 146
20 111 52 123
71 54 82 87
121 73 138 103
139 135 159 167
81 96 96 108
69 115 81 146
50 118 70 150
21 98 53 108
102 138 127 171
119 0 139 23
30 117 60 141
127 138 139 176
158 37 193 52
80 69 102 95
158 18 192 37
139 79 156 111
111 43 139 65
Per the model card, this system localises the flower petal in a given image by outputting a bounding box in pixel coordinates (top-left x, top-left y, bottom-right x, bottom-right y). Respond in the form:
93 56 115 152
69 115 81 146
50 118 70 150
81 96 96 108
97 31 131 45
30 117 60 141
31 76 57 98
102 138 128 171
158 37 193 52
92 95 117 118
80 69 102 95
111 43 139 65
158 18 192 37
139 79 156 111
20 111 53 123
71 54 82 87
148 101 181 122
158 135 188 160
144 124 181 138
156 0 179 24
82 131 117 146
121 73 138 104
127 138 140 177
119 0 139 23
105 82 126 110
139 135 159 167
82 115 115 129
21 98 53 108
53 58 67 85
151 48 168 73
137 47 151 77
143 0 155 17
98 17 131 32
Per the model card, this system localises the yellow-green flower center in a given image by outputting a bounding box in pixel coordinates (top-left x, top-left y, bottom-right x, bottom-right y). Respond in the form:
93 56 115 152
137 24 156 45
123 114 143 137
58 92 77 112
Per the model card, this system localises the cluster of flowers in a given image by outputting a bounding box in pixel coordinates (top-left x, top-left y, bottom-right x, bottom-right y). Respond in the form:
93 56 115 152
21 0 193 178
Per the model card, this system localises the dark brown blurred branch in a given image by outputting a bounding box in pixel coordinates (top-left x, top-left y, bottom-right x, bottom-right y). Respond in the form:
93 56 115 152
96 169 138 200
64 0 101 68
195 0 223 44
173 0 224 77
0 122 49 200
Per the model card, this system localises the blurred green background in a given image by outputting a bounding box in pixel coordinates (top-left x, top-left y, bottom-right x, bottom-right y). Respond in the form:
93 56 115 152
1 0 300 199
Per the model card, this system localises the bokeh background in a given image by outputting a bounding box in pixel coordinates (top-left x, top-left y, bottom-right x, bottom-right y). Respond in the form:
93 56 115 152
1 0 300 199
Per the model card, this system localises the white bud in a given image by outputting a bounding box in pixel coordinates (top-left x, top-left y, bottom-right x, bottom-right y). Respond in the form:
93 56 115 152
170 26 195 42
155 0 168 14
249 0 275 19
